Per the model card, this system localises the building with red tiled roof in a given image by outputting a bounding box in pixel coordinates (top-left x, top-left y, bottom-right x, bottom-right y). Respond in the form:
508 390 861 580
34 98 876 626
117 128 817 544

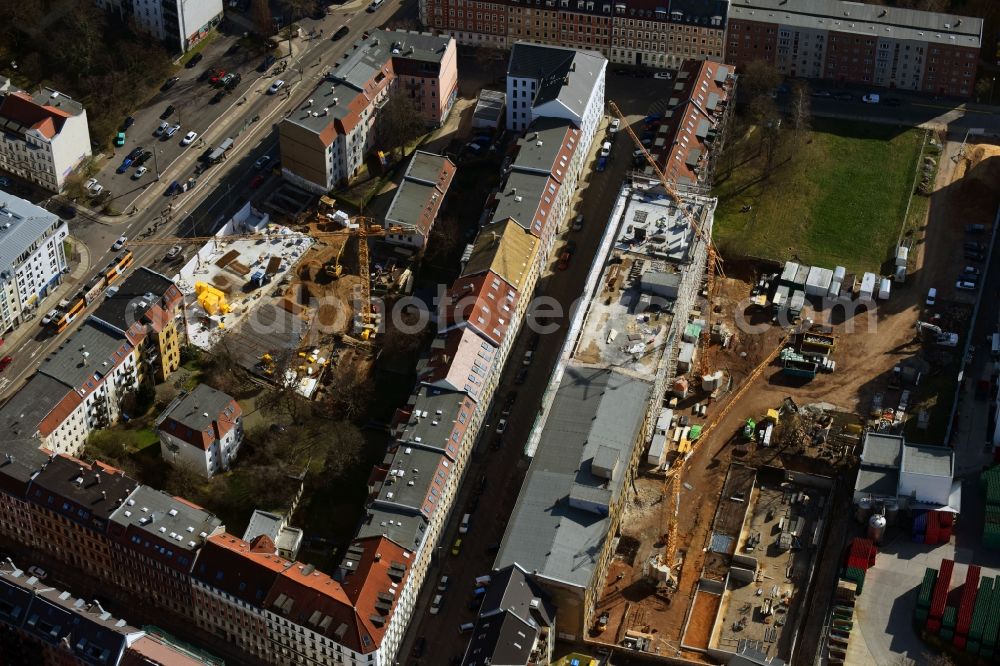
0 87 91 192
644 59 736 189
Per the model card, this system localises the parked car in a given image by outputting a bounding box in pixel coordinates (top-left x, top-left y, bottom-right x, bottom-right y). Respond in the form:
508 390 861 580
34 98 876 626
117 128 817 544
966 224 987 234
496 419 507 434
180 131 198 146
116 161 131 174
160 105 175 120
186 52 203 68
451 538 462 556
135 150 152 166
437 575 449 592
132 166 148 179
122 116 135 131
210 70 227 85
165 180 181 196
653 71 672 80
163 123 182 138
811 89 832 98
258 55 276 72
515 367 528 384
523 350 534 366
255 155 272 170
564 240 578 254
332 25 350 41
197 68 213 82
430 595 443 614
861 93 880 104
114 132 126 146
225 73 242 90
609 117 620 134
599 141 611 158
85 178 102 196
112 235 127 251
250 174 265 189
267 79 286 94
154 121 169 136
956 280 978 291
161 76 179 91
926 288 937 306
572 214 584 231
210 90 227 104
596 156 607 172
127 146 143 160
961 265 982 278
0 355 11 372
367 0 384 11
557 250 571 270
165 245 183 260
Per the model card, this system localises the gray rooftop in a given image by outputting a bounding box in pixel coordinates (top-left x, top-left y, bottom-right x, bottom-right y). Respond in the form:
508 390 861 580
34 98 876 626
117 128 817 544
372 444 447 515
902 444 953 478
860 433 904 468
0 190 64 277
854 465 899 500
729 0 983 48
30 87 85 117
110 484 222 554
512 118 576 176
496 367 652 589
406 150 450 184
0 373 71 439
39 321 131 392
507 42 606 122
395 386 472 456
156 383 236 434
0 437 50 492
28 454 139 526
356 505 428 552
384 152 453 234
90 266 175 334
490 170 550 231
462 611 536 666
473 90 505 123
288 29 452 136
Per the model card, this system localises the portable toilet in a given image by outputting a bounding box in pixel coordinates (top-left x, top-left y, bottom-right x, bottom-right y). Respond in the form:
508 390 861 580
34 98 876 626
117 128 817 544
878 278 891 300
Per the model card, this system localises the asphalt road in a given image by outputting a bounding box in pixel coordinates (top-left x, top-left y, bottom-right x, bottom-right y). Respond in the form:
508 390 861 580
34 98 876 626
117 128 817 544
0 0 417 401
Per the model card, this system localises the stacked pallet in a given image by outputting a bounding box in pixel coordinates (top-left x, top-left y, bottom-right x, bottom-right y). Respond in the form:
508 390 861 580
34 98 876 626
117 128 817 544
983 466 1000 550
913 511 928 543
844 537 877 570
967 576 994 654
826 580 858 664
953 565 981 649
840 566 866 595
914 567 937 625
926 559 955 633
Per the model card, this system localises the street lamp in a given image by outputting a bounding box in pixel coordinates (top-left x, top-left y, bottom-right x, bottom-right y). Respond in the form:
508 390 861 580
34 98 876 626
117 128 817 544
152 149 161 182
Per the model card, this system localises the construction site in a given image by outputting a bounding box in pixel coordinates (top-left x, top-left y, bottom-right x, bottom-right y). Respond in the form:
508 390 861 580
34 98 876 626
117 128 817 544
560 108 1000 663
130 197 416 402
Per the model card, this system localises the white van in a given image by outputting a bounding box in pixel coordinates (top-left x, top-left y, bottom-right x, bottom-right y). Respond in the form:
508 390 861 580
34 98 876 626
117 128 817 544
459 513 471 534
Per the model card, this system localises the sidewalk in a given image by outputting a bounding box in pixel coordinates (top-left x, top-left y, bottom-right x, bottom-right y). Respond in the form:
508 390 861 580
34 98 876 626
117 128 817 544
1 237 91 350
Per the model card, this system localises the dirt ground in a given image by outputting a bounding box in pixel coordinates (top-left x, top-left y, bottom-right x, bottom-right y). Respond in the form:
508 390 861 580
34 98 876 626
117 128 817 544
590 138 1000 661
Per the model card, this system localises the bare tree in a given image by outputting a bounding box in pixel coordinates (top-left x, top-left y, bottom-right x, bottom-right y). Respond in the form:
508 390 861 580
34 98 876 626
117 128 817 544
789 81 811 143
377 93 427 160
739 60 782 107
253 0 274 37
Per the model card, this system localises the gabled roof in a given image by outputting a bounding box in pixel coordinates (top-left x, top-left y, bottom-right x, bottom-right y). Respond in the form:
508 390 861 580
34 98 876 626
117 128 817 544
393 385 476 458
0 437 50 497
490 170 560 237
0 89 79 141
0 372 79 440
507 42 606 122
91 267 180 335
461 219 539 292
192 533 291 606
511 118 580 182
38 321 134 395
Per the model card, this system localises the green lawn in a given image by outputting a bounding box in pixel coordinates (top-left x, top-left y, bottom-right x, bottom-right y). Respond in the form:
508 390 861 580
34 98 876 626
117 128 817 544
713 119 925 274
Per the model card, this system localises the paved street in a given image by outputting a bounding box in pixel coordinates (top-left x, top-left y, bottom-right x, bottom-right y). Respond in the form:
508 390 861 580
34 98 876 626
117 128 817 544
0 0 418 401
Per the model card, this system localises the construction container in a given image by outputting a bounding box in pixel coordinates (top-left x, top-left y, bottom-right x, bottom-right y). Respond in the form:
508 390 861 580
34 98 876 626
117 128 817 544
895 245 909 267
981 466 1000 549
956 565 981 639
789 290 806 318
859 272 878 301
929 559 955 627
827 279 843 299
940 606 957 640
833 265 847 282
677 342 696 372
805 266 834 297
968 576 993 647
779 261 800 287
878 278 891 300
773 284 790 309
672 377 689 399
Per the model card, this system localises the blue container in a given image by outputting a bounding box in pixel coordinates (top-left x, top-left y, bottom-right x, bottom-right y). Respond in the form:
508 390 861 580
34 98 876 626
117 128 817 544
913 511 928 532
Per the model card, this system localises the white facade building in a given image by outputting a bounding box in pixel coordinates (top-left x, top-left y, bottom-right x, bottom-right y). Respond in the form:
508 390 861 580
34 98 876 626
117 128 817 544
0 88 91 193
0 192 69 332
505 42 606 162
96 0 222 52
156 383 244 478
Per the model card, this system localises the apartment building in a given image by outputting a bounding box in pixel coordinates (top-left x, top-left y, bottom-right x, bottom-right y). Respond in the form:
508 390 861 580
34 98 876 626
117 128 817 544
156 384 244 478
490 119 584 265
419 0 728 68
95 0 223 52
506 41 606 144
279 30 457 193
0 192 69 333
107 485 224 614
645 58 735 188
0 560 215 666
383 151 457 250
0 320 142 455
90 266 184 382
725 0 983 97
0 87 91 193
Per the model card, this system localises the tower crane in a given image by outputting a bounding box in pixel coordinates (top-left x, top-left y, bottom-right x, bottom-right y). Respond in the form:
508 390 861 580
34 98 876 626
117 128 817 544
607 101 797 588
